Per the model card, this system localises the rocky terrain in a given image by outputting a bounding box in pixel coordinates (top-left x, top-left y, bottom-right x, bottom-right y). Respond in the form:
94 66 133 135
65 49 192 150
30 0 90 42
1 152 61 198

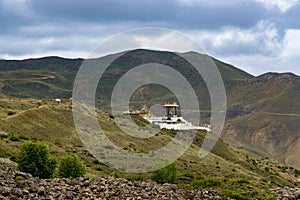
271 187 300 200
0 166 231 200
1 166 300 200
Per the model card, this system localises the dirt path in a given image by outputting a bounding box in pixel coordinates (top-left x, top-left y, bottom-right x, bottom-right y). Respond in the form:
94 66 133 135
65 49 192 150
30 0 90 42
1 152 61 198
3 104 47 120
255 112 300 117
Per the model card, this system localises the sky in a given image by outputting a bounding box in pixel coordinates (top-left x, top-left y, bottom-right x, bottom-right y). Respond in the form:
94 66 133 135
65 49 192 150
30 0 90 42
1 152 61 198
0 0 299 76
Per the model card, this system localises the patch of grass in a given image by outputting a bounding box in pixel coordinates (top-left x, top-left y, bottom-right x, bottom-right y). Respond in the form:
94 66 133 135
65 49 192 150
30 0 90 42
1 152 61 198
151 162 177 184
191 177 275 200
126 175 146 182
9 135 20 141
182 171 195 178
54 141 62 147
0 147 10 157
192 177 222 188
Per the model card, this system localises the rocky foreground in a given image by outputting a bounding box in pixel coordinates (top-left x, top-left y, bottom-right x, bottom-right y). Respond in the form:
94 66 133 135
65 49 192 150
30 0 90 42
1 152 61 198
1 166 300 200
0 166 231 200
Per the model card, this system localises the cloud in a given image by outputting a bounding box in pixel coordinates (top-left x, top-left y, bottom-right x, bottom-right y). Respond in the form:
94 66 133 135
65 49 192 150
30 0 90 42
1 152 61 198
7 0 271 30
0 0 299 75
190 21 282 57
254 0 299 12
281 29 300 59
217 29 300 75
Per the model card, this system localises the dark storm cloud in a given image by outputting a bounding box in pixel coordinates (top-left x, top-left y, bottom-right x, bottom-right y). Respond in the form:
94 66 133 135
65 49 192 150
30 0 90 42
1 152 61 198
0 0 275 34
29 0 272 29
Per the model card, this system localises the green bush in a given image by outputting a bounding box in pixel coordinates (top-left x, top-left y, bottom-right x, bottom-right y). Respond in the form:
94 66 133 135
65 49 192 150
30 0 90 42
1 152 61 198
58 155 86 178
15 175 25 182
19 135 30 140
0 134 9 139
93 159 100 165
151 162 177 184
17 142 57 179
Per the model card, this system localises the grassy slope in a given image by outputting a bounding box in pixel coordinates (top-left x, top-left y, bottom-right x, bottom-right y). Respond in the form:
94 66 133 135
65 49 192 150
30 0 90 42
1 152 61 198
0 98 298 199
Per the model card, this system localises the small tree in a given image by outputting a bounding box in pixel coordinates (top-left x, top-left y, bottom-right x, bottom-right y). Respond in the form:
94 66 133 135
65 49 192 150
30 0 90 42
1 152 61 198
151 162 177 184
58 155 86 178
17 142 57 179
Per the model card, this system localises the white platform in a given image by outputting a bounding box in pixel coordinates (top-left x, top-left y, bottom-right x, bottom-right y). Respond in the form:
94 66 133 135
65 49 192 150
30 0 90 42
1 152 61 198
143 116 211 132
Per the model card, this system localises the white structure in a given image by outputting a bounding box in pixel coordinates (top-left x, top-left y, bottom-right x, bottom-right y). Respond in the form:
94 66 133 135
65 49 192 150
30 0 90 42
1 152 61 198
143 102 211 132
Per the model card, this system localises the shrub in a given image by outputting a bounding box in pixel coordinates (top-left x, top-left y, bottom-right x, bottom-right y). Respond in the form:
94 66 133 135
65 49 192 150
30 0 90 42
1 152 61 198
19 135 30 140
0 134 9 139
93 159 100 165
151 162 177 184
264 167 270 173
10 155 17 162
9 135 20 141
17 142 57 179
294 169 300 177
58 155 86 178
109 114 115 119
7 111 16 116
95 166 103 171
54 141 62 147
15 176 25 182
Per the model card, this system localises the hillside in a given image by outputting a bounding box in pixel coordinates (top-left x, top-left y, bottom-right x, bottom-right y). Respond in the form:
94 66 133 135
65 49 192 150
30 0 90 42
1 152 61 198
0 57 82 99
0 50 253 102
224 72 300 167
0 49 299 169
0 97 299 199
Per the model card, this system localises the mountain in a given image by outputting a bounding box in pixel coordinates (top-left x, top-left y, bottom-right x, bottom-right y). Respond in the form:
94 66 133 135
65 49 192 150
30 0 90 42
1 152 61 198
0 50 253 100
224 72 300 167
0 56 83 99
0 49 299 170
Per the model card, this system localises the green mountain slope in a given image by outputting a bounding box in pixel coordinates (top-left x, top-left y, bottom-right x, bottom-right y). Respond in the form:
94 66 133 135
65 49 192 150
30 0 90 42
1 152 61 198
0 98 297 199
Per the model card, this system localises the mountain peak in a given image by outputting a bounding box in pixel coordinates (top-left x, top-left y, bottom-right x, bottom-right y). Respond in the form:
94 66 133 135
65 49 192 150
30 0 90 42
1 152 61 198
257 72 298 81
